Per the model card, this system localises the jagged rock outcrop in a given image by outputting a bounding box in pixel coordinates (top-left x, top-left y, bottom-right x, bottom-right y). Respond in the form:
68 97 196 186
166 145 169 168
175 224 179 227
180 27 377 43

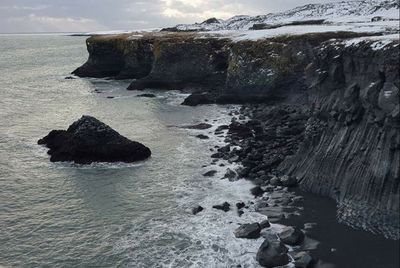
73 35 154 79
38 116 151 164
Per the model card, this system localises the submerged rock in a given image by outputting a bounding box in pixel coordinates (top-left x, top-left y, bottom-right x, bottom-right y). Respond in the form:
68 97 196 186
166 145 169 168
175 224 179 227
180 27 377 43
260 220 271 229
251 186 265 197
196 134 210 140
181 123 213 130
234 223 261 239
203 170 217 177
38 115 151 164
256 239 289 267
192 206 204 215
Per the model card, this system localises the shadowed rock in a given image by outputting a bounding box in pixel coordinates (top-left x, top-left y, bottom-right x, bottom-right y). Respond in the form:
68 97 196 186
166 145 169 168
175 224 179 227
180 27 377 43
213 202 230 212
38 116 151 164
256 239 290 267
278 226 305 246
192 206 204 215
234 223 261 239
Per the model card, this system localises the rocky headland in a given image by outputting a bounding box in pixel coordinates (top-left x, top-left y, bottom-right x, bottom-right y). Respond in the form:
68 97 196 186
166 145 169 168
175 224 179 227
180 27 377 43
70 0 399 266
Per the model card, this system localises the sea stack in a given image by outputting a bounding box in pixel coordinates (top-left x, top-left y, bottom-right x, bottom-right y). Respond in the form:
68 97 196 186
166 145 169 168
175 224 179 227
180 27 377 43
38 115 151 164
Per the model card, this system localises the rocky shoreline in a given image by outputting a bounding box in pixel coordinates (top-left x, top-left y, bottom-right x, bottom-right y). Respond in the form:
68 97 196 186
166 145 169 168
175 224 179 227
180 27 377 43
70 27 399 267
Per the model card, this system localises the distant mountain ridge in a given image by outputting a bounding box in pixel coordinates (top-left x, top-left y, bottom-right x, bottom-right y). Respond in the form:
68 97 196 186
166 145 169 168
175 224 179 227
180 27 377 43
170 0 399 31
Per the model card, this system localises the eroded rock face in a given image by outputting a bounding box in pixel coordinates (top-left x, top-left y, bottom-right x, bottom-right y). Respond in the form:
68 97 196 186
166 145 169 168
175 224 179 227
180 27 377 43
72 35 154 79
38 116 151 164
127 36 230 90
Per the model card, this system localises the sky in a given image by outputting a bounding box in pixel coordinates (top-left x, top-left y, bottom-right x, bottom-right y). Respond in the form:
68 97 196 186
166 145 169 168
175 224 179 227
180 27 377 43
0 0 345 33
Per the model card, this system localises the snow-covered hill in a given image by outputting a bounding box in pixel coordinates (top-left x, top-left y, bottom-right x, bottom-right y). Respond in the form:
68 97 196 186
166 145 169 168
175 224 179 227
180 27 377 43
171 0 399 31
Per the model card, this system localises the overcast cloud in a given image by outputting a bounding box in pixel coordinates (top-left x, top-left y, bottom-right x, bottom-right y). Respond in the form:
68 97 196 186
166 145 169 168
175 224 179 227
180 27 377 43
0 0 345 33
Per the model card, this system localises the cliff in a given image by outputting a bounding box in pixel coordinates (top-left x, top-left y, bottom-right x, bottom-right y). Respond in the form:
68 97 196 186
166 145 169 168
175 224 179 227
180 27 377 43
72 31 399 238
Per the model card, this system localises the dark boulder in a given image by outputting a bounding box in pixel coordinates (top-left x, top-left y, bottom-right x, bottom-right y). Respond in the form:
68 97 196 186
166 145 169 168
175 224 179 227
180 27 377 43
260 220 271 229
278 226 305 246
181 123 213 130
137 93 156 98
251 186 265 197
256 239 290 267
234 223 261 239
203 170 217 177
196 134 210 140
192 206 204 215
38 115 151 164
236 202 246 210
224 168 237 180
182 92 216 106
292 251 313 268
213 202 230 212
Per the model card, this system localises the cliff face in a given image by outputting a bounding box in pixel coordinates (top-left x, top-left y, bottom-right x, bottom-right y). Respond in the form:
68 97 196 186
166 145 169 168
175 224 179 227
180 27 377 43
73 35 154 79
278 41 400 238
73 32 399 238
127 37 230 90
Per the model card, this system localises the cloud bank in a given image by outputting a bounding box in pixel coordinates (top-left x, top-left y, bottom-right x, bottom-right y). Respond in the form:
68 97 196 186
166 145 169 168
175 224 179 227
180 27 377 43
0 0 344 33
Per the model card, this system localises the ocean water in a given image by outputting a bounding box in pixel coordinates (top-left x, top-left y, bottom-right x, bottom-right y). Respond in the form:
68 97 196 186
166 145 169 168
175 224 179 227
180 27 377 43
0 35 267 267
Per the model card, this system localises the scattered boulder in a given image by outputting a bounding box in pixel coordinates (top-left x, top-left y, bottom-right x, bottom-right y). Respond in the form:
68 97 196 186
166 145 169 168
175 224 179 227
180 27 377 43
278 226 305 246
182 93 216 106
234 223 261 239
38 115 151 164
270 176 281 186
256 239 290 268
65 76 75 80
251 186 264 197
292 251 313 268
196 134 210 140
213 202 230 212
260 220 271 229
215 125 229 132
236 202 246 210
192 206 204 215
211 152 224 158
203 170 217 177
181 123 213 130
224 168 237 180
137 93 156 98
